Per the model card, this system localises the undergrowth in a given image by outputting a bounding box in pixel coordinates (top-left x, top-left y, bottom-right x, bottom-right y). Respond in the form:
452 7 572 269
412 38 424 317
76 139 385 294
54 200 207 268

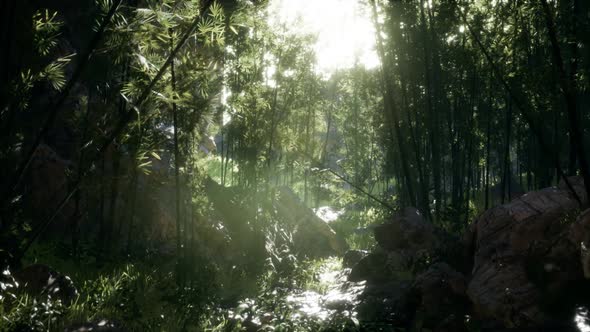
1 240 358 331
1 260 220 331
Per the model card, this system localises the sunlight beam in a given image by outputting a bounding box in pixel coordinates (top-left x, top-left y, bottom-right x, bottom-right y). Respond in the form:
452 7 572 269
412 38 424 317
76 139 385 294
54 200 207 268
268 0 380 76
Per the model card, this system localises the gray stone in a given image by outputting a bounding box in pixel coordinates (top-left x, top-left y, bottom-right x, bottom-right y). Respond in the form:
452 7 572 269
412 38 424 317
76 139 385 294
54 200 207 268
13 264 78 305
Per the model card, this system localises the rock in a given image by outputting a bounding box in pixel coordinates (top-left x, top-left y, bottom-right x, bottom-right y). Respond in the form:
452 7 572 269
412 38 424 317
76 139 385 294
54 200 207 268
467 177 589 328
412 263 469 330
203 177 267 270
348 250 413 283
357 280 416 328
574 209 590 278
342 249 368 269
373 207 435 253
65 319 125 332
276 187 349 257
13 264 77 305
204 178 348 259
348 252 383 282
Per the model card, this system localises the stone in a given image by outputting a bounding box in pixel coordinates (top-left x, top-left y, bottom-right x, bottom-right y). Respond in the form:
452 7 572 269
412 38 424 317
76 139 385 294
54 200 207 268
13 264 78 305
348 250 413 283
356 280 416 328
373 207 435 253
466 177 589 328
412 263 469 330
276 187 349 257
342 249 369 269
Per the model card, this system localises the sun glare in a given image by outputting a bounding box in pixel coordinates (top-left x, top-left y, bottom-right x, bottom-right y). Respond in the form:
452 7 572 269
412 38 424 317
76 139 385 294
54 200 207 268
268 0 380 76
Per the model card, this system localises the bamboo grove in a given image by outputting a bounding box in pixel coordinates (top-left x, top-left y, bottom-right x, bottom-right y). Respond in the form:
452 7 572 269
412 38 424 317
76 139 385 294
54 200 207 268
0 0 589 264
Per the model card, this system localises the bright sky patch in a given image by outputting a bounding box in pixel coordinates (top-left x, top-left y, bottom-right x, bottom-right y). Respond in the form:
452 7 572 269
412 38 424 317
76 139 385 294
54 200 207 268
268 0 380 75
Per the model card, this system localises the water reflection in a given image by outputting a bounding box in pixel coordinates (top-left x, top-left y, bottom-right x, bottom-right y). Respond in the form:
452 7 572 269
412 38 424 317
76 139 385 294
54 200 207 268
314 206 344 223
286 262 365 322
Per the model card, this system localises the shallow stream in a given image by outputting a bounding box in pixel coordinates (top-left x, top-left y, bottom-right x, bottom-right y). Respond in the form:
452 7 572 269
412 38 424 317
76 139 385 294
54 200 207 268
284 259 365 323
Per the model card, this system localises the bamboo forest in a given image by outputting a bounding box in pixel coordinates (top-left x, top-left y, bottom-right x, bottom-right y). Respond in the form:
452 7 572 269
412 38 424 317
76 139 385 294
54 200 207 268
2 0 590 331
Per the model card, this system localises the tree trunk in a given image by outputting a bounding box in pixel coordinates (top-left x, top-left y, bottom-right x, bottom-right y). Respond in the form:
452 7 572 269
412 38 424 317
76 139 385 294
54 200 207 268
500 96 512 204
105 145 120 253
420 0 441 220
370 0 417 208
170 31 183 270
71 88 92 256
540 0 590 203
485 73 492 210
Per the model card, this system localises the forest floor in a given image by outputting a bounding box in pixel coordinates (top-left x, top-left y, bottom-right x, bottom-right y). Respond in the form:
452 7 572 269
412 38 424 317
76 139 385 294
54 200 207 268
220 257 367 331
6 179 590 331
3 241 364 331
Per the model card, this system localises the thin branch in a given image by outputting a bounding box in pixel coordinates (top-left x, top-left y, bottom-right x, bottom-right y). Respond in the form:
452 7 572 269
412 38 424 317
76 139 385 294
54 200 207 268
323 168 397 212
300 149 397 212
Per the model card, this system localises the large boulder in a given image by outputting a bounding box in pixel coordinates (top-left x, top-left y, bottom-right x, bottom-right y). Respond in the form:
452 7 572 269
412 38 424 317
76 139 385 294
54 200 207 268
411 263 469 331
275 187 348 257
348 249 413 283
356 280 416 329
347 208 469 330
342 249 369 269
203 177 267 269
466 177 590 328
203 179 348 259
373 207 436 253
13 264 78 305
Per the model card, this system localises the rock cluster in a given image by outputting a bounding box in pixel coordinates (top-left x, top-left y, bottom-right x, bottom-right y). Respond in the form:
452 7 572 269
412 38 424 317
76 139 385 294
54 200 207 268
348 207 469 330
466 177 590 328
347 177 590 330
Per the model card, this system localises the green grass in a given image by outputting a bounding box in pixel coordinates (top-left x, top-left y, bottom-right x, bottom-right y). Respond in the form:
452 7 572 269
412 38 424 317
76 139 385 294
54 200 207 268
4 239 353 331
2 240 224 331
